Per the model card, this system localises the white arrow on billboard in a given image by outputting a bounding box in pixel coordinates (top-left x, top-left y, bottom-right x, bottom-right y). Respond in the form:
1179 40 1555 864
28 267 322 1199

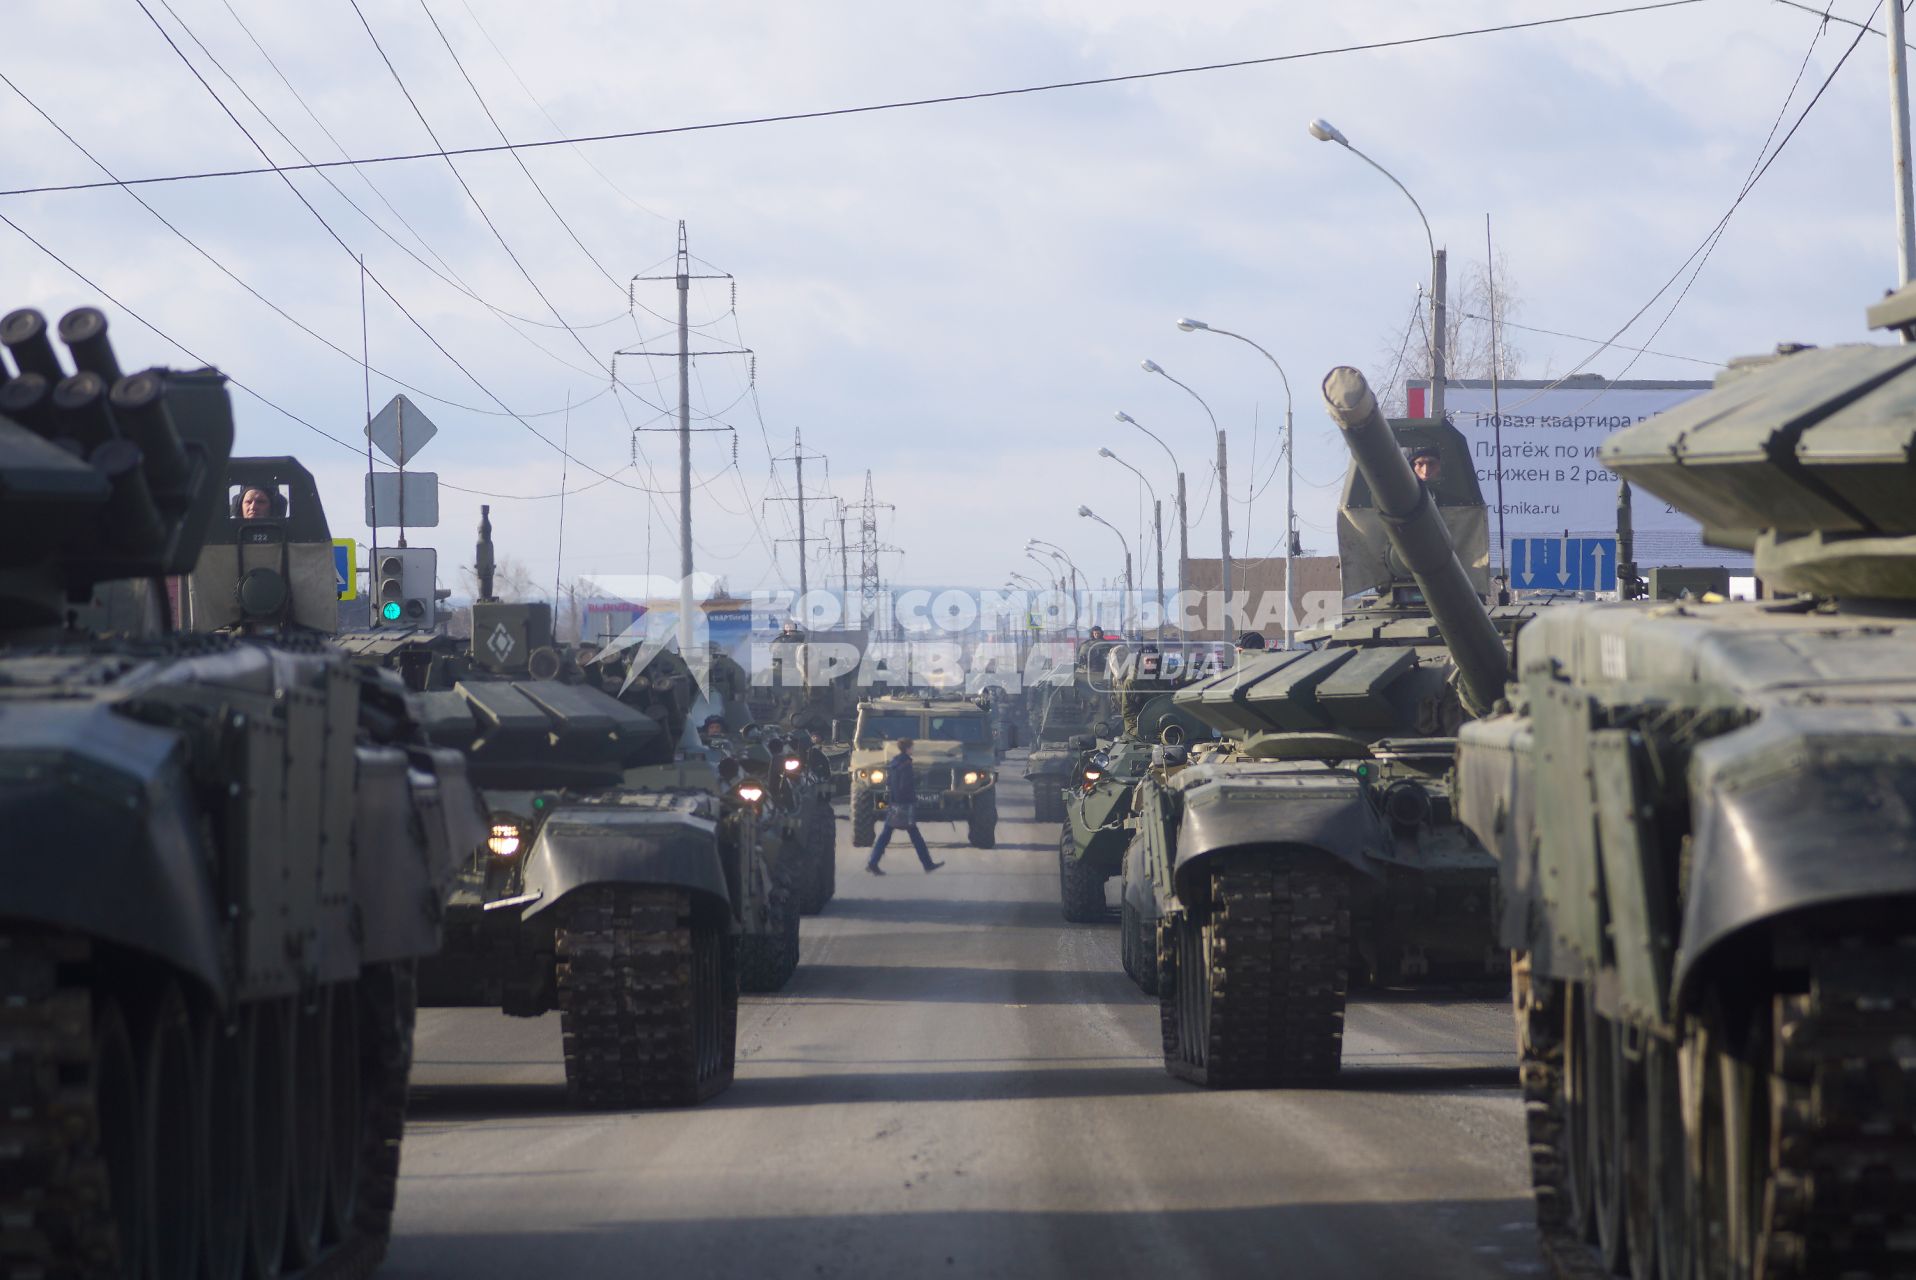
1556 538 1577 588
1589 540 1610 590
365 394 437 467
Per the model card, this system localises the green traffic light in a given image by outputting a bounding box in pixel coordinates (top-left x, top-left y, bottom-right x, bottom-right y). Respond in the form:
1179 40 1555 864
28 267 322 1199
381 601 403 621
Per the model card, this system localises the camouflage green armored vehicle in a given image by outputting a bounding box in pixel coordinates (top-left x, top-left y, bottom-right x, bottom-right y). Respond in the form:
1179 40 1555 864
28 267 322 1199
0 308 484 1278
1133 376 1529 1088
1450 290 1916 1279
1061 675 1214 925
849 693 998 847
1024 639 1118 822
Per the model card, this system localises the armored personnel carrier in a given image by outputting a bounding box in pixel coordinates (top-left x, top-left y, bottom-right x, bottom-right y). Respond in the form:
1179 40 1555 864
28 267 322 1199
1134 374 1527 1088
0 307 484 1278
848 693 998 847
1451 291 1916 1279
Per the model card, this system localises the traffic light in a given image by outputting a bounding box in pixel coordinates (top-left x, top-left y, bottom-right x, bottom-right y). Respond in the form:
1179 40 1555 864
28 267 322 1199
373 548 437 627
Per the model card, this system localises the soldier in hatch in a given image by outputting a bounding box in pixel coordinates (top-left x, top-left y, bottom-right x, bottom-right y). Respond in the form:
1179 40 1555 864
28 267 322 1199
1409 445 1442 486
238 486 274 519
1115 644 1170 739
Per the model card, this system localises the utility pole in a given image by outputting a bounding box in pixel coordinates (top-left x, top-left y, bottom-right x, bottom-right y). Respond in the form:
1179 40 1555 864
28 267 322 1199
1216 430 1232 623
847 471 901 625
1152 498 1164 640
1891 0 1916 291
835 499 853 592
1175 473 1190 619
622 222 747 656
1431 248 1448 419
768 427 831 600
1284 403 1296 650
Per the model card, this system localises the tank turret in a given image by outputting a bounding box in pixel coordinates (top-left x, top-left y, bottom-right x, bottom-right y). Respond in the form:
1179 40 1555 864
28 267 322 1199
1321 365 1509 715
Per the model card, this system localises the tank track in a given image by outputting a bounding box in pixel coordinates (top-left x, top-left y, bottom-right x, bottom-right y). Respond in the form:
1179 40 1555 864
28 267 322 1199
1058 825 1106 923
555 886 737 1108
1158 858 1350 1089
0 934 415 1280
739 848 802 994
796 800 836 915
1765 936 1916 1278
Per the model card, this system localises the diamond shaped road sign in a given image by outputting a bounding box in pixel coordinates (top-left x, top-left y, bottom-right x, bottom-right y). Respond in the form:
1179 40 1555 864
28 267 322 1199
365 394 437 466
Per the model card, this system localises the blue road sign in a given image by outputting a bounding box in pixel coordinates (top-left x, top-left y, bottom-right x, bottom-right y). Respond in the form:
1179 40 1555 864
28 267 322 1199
332 539 357 600
1510 536 1617 592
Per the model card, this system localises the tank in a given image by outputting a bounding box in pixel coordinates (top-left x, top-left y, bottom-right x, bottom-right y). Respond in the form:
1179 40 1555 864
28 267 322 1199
1453 290 1916 1279
735 625 851 912
847 693 1000 848
389 511 797 1106
0 306 485 1278
1130 368 1528 1089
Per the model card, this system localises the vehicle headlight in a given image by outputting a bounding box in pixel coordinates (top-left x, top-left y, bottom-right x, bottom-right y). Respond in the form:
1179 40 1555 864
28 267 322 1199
868 768 886 784
1083 769 1102 783
782 757 802 774
962 771 982 785
487 822 523 858
736 782 766 804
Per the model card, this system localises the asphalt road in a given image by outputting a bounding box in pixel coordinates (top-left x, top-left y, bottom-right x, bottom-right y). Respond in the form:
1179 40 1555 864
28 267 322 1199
389 760 1543 1280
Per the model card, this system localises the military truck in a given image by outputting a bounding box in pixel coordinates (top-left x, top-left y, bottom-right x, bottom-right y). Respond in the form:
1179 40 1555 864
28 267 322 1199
0 308 485 1278
848 694 998 848
1447 290 1916 1279
1133 373 1529 1089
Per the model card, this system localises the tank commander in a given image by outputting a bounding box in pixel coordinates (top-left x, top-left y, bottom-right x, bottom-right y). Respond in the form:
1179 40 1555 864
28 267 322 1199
238 486 274 519
1408 445 1442 486
1116 644 1168 739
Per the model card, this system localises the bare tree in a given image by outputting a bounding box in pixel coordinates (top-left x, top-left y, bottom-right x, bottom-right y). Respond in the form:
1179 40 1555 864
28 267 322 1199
458 554 540 602
1369 253 1523 416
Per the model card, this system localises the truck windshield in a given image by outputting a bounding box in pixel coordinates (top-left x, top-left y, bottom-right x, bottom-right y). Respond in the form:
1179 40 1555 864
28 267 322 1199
857 714 921 741
925 715 985 742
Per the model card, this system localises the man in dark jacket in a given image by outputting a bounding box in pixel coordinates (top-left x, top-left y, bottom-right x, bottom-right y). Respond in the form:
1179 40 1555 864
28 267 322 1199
866 739 943 874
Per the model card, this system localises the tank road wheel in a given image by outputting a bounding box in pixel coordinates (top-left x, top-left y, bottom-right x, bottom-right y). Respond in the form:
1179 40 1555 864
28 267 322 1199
797 800 837 915
967 789 998 849
347 962 419 1267
96 994 148 1276
324 980 365 1246
284 996 330 1268
1615 1029 1654 1280
141 983 201 1280
556 887 737 1107
199 1006 250 1280
739 852 803 994
1158 855 1350 1089
242 999 292 1280
1581 994 1626 1270
851 787 877 848
1647 1035 1690 1280
1058 826 1104 922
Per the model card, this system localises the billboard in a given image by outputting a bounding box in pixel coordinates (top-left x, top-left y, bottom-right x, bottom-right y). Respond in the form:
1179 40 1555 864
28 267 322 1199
1408 376 1745 569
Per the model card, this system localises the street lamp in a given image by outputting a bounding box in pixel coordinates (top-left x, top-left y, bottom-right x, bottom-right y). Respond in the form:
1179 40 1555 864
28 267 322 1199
1309 116 1446 419
1143 357 1232 609
1098 446 1163 635
1027 539 1081 605
1114 409 1188 608
1178 317 1296 649
1078 506 1134 630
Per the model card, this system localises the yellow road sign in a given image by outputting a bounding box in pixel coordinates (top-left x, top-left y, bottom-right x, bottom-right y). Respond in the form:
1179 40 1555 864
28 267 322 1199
333 538 358 600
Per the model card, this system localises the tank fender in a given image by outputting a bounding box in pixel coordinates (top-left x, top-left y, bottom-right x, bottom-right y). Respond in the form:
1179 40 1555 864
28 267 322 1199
517 808 731 921
0 703 224 996
1170 782 1383 904
1674 711 1916 1015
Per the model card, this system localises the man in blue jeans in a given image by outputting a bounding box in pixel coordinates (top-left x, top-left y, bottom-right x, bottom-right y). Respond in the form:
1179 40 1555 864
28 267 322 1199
866 739 944 874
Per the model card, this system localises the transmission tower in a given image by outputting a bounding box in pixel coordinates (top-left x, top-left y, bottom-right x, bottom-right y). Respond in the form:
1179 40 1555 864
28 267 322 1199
766 427 832 598
848 470 900 623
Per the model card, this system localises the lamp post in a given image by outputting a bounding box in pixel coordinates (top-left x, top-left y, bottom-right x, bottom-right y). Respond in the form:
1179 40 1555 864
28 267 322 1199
1114 410 1186 612
1178 317 1296 649
1143 358 1231 628
1028 539 1082 635
1098 446 1163 637
1309 116 1445 419
1077 505 1134 629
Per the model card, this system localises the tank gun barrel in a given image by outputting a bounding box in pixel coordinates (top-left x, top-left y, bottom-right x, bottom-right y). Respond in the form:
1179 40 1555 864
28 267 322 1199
1321 365 1508 716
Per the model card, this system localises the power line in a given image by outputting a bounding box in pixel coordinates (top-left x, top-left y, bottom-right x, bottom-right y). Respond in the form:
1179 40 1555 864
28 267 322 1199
0 1 1708 199
1455 312 1720 367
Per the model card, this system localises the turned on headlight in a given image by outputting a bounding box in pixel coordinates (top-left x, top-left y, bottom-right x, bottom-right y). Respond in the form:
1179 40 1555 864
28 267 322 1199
487 822 522 857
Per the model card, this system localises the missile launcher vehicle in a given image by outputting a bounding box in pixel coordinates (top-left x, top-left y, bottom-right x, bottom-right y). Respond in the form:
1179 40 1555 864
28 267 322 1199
1133 369 1530 1088
1453 289 1916 1279
0 307 484 1278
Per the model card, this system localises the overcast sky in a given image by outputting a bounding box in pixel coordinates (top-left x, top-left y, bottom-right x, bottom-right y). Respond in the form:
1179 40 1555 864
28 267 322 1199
1 0 1904 598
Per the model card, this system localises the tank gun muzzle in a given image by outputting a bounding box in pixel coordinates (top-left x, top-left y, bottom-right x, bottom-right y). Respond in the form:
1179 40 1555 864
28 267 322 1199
1321 365 1510 717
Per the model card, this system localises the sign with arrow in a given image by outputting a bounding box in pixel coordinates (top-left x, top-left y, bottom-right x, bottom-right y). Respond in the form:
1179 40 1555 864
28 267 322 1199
1510 536 1617 592
365 394 437 466
332 538 357 600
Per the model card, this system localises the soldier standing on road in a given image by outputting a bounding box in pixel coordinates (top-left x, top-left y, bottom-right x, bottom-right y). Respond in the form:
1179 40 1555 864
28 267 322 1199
865 739 944 875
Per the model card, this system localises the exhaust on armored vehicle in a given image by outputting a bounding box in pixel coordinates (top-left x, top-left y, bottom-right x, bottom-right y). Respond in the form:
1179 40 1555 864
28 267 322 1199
1320 365 1509 716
